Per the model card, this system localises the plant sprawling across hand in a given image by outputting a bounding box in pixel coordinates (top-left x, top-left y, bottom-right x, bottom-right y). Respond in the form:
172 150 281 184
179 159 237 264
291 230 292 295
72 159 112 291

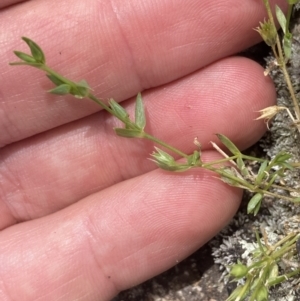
2 0 300 300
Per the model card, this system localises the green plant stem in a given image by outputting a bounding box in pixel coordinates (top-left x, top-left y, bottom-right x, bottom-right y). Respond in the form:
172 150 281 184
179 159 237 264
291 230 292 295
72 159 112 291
268 268 300 286
88 94 189 158
263 0 300 122
40 65 78 90
247 233 299 274
278 53 300 121
40 63 191 159
10 37 300 207
88 94 120 119
271 232 299 250
261 189 296 202
271 243 296 260
142 133 189 158
11 36 300 301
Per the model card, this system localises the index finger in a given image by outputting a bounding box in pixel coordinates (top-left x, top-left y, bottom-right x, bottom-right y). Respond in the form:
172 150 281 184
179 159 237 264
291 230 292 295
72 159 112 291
0 0 287 146
0 0 25 10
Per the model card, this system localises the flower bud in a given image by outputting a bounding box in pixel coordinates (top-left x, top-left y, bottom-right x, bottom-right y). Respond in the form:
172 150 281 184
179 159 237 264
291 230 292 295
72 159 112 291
230 262 248 279
255 20 277 47
255 285 268 301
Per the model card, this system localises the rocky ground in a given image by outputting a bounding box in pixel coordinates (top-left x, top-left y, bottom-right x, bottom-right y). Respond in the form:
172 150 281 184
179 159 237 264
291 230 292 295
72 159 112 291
112 8 300 301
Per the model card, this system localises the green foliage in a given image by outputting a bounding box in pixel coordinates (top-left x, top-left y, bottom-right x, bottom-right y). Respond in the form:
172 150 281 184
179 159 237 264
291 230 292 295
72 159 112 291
135 93 146 130
226 232 300 301
21 36 45 64
9 2 300 296
247 193 263 215
275 5 287 34
275 5 293 59
225 1 300 299
216 133 241 156
10 36 45 66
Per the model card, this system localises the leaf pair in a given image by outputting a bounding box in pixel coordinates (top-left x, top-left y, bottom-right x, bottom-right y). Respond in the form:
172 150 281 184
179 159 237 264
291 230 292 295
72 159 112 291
48 76 91 99
10 37 45 66
113 93 146 138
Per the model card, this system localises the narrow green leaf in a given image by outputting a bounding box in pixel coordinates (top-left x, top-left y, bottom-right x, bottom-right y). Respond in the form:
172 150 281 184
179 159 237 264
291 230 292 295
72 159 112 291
264 173 278 190
269 152 293 171
109 99 129 121
273 152 292 163
22 37 45 64
280 162 294 170
247 193 263 215
268 263 279 280
254 160 268 185
114 128 144 138
48 84 71 95
268 274 291 287
152 147 174 162
135 93 146 130
219 166 252 189
150 148 192 172
216 134 241 156
187 150 201 166
151 161 191 172
275 5 287 34
46 74 65 86
13 51 36 63
237 157 249 177
77 79 90 89
71 80 90 99
283 32 292 60
165 164 191 172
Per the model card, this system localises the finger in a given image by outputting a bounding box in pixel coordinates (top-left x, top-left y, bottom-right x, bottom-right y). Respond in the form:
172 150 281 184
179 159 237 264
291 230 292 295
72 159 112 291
0 57 275 228
0 154 241 301
0 0 26 9
0 0 287 146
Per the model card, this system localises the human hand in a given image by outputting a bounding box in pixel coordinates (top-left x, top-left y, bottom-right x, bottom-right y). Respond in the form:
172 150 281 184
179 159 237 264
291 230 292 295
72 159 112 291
0 0 286 300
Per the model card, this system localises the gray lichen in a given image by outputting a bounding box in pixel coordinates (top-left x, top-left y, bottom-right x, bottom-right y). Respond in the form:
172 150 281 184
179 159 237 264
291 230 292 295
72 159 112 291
211 9 300 301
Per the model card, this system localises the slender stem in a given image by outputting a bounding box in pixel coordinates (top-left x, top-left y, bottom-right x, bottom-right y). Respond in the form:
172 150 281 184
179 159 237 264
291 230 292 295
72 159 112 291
201 156 238 167
282 268 300 279
279 57 300 121
12 45 300 206
262 189 295 202
88 94 115 116
270 182 300 193
268 268 300 286
240 154 266 163
273 20 300 122
272 243 296 260
271 45 280 62
89 94 189 158
40 65 76 88
25 62 192 159
211 141 237 166
143 133 188 158
263 0 300 123
272 233 298 250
